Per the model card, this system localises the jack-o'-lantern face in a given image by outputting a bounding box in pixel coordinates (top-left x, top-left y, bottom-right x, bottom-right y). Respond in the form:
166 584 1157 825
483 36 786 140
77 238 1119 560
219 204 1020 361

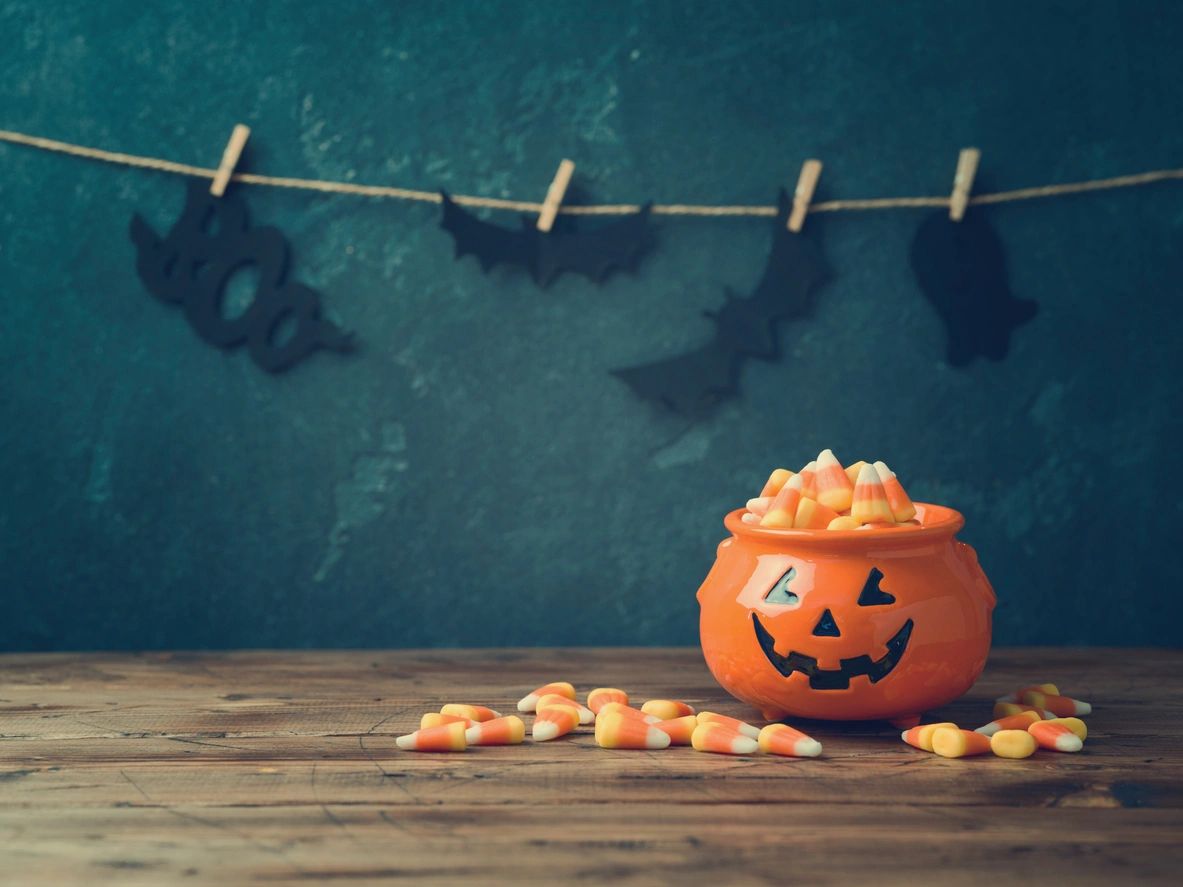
751 566 913 691
697 505 995 721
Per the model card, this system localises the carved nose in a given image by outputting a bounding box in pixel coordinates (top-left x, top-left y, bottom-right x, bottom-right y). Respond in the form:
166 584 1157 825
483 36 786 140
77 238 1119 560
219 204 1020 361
812 609 841 637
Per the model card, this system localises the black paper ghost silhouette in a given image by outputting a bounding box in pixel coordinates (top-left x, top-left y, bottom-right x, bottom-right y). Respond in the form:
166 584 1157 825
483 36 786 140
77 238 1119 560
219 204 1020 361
612 190 829 417
910 210 1037 366
130 180 352 372
439 191 653 287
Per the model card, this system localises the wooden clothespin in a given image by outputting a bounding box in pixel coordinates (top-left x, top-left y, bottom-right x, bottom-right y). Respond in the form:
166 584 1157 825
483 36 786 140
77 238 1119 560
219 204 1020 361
536 159 575 232
210 124 251 197
948 147 980 221
787 159 822 232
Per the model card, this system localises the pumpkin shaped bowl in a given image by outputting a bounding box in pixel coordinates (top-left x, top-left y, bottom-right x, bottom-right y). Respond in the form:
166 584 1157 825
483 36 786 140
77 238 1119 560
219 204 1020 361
697 504 995 722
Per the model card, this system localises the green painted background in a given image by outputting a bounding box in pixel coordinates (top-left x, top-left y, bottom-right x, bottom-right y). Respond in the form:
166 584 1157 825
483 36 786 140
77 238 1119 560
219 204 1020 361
2 1 1181 651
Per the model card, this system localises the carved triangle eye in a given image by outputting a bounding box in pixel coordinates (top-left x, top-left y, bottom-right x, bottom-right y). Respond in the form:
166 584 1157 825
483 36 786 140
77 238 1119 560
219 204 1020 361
857 567 895 606
764 567 800 605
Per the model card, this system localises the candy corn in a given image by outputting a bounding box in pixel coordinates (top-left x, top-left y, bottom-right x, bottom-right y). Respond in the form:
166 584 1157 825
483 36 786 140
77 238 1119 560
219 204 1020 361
420 712 472 730
396 721 467 752
794 497 841 529
696 712 760 739
517 681 575 713
851 463 894 525
797 461 818 500
1017 690 1091 717
993 702 1054 720
758 468 794 498
974 710 1042 736
536 694 595 724
641 699 695 720
1028 719 1084 752
873 461 917 522
655 715 698 745
995 683 1060 703
746 497 773 516
597 702 660 724
532 705 579 741
814 449 855 512
587 688 629 714
827 515 861 531
1047 717 1087 741
595 712 671 749
990 729 1037 759
741 512 760 524
465 715 525 746
691 722 758 755
931 727 992 758
901 721 959 752
844 460 868 487
760 474 803 529
758 723 822 758
440 704 501 722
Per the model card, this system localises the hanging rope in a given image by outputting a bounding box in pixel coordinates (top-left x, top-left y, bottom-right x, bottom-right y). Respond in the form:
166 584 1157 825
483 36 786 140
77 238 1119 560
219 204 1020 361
2 127 1181 218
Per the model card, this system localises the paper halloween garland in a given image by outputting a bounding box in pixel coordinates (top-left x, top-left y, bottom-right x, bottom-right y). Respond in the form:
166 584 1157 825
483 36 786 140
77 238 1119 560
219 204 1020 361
130 180 353 372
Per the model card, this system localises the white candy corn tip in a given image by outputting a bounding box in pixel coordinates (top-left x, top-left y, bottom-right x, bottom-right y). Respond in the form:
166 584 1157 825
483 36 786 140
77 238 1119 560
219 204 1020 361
974 724 999 736
785 473 804 489
395 734 415 750
856 462 880 485
578 707 595 725
1056 734 1084 752
464 725 481 743
532 722 561 742
517 695 538 712
738 723 760 740
645 727 673 749
816 448 839 467
741 512 760 524
733 736 759 755
795 738 823 757
1074 701 1093 715
873 460 895 478
900 731 909 742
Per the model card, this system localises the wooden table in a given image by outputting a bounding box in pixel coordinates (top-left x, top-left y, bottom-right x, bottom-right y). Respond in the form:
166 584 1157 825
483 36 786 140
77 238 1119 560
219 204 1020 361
0 648 1179 885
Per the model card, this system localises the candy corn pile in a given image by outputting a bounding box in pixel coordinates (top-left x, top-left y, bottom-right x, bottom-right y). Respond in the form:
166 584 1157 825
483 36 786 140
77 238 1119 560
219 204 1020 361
742 449 918 530
900 683 1094 759
393 681 822 758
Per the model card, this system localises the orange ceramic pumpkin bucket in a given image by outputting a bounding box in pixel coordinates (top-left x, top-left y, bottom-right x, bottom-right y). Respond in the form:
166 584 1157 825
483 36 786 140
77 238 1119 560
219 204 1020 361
697 503 995 722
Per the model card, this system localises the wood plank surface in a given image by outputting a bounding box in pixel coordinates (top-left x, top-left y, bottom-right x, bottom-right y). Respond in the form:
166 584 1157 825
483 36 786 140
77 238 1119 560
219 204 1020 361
1 647 1180 885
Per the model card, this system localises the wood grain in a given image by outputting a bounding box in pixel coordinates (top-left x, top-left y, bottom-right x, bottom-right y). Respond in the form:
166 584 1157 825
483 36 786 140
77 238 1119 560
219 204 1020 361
1 648 1180 885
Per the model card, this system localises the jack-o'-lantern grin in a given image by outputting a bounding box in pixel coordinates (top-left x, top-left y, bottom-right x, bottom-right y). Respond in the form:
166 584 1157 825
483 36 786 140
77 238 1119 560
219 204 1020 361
751 566 915 690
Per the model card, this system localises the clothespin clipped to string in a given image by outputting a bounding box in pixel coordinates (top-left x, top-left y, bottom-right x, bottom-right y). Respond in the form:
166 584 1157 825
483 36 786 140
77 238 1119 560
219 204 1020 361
787 159 822 232
537 159 576 232
210 124 251 197
948 147 980 221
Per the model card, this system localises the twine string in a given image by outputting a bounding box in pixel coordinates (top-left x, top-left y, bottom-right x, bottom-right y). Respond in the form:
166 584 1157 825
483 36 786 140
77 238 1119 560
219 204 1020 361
2 127 1181 218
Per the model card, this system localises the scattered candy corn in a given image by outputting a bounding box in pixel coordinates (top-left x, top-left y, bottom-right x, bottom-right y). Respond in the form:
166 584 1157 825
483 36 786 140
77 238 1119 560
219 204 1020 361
874 461 917 522
691 722 758 755
1028 719 1084 752
990 729 1037 759
901 721 959 752
465 715 526 746
758 468 794 498
641 699 695 720
1017 690 1091 717
696 712 760 739
758 723 822 757
586 688 629 714
974 710 1042 736
517 681 575 713
851 462 895 525
532 705 579 741
396 721 467 752
760 474 804 528
595 713 671 749
993 702 1054 720
827 515 861 531
655 715 698 745
794 497 841 529
420 712 472 730
995 683 1060 703
814 449 855 512
536 694 594 724
931 727 992 758
598 702 660 724
440 704 501 722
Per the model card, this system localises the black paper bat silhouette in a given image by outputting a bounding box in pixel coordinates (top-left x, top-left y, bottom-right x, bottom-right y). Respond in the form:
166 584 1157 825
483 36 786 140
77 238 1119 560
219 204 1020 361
130 180 352 372
910 209 1037 366
439 191 653 287
612 190 829 417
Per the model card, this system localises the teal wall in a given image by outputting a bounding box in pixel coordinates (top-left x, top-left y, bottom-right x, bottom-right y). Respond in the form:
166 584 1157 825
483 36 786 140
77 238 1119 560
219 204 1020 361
2 1 1181 650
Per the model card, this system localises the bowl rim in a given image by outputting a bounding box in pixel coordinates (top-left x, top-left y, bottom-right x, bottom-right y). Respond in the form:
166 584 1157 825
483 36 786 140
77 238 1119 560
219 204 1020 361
723 502 965 545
